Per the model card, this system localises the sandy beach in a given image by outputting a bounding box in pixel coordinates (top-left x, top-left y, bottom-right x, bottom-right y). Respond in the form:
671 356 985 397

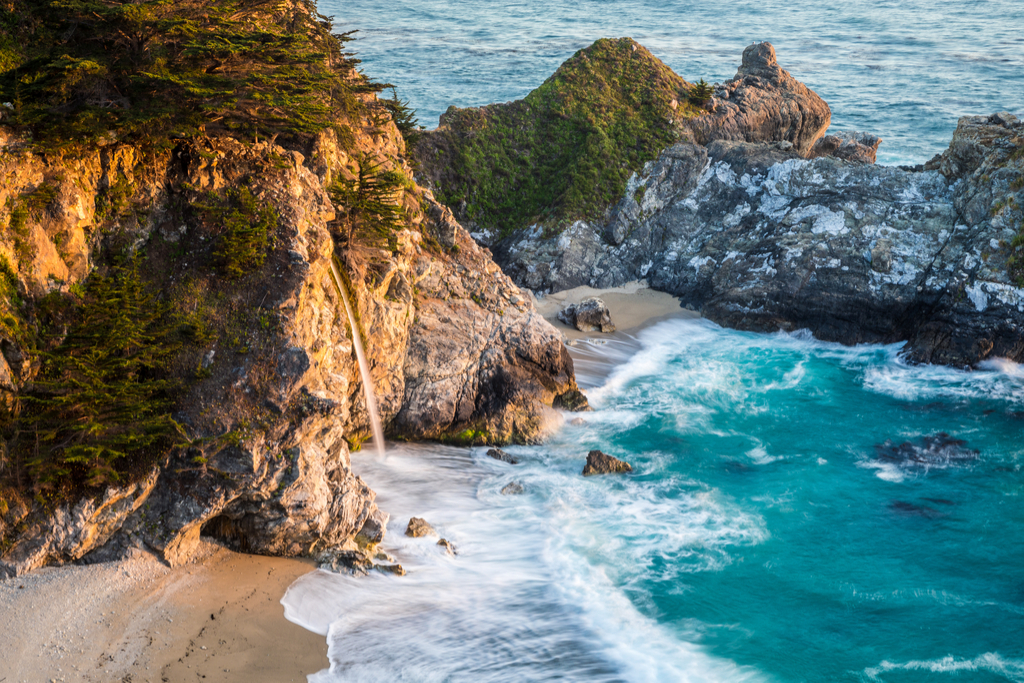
0 281 691 683
0 541 327 683
532 280 696 340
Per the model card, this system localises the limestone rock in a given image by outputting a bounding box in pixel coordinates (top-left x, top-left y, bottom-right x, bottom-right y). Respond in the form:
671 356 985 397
405 517 437 538
437 538 457 555
0 87 586 574
500 482 525 495
0 470 159 578
394 209 586 445
582 450 633 476
557 297 616 333
487 447 520 464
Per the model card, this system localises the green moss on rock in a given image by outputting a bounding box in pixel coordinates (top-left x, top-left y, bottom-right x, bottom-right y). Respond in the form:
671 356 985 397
416 38 704 237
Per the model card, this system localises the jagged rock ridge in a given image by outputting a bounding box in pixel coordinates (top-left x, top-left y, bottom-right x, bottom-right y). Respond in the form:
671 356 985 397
421 42 1024 367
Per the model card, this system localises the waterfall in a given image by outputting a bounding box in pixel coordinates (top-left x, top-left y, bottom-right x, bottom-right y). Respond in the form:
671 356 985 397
328 257 386 458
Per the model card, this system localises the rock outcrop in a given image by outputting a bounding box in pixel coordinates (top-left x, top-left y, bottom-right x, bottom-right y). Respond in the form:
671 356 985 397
582 450 633 476
557 297 616 333
488 111 1024 367
688 42 831 156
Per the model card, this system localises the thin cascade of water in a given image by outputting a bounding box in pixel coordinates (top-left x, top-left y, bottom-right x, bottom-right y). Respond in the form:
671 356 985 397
328 257 386 458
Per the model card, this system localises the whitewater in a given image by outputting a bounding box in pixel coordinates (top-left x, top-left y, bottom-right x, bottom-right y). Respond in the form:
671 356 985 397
283 319 1024 682
284 2 1024 680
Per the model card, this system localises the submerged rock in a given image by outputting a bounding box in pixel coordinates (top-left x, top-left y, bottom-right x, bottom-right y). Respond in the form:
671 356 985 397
500 482 525 495
487 447 520 464
405 517 438 538
437 538 458 555
582 450 633 476
557 297 616 333
888 501 947 519
874 433 979 469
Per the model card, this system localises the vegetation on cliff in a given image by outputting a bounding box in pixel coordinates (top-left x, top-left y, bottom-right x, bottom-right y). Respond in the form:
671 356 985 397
0 0 415 509
415 38 704 237
0 0 379 148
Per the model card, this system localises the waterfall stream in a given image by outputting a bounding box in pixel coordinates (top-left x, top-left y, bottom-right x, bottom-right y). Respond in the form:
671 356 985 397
328 257 386 458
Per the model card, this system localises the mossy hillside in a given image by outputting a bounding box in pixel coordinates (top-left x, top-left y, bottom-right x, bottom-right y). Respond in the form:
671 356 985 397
0 0 379 150
417 38 705 237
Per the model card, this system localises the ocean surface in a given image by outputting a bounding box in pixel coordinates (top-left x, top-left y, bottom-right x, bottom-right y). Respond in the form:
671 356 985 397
283 318 1024 683
319 0 1024 166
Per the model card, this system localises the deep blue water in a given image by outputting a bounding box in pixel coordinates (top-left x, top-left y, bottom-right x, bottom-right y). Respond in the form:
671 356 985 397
284 320 1024 682
320 0 1024 165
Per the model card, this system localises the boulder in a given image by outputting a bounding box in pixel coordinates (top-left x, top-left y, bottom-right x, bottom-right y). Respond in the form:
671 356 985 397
500 482 525 495
582 450 633 476
405 517 437 538
487 447 520 464
557 297 616 333
809 130 882 164
437 538 457 555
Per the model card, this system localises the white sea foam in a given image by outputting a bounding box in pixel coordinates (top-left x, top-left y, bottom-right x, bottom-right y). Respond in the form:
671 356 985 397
282 445 765 682
864 653 1024 682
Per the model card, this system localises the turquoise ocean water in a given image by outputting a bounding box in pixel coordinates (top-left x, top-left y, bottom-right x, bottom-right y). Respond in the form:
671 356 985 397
320 0 1024 165
283 320 1024 682
282 3 1024 680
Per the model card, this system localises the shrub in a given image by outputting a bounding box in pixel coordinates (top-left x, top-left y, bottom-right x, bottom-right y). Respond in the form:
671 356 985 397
687 79 714 107
418 38 700 237
0 0 382 150
330 155 406 249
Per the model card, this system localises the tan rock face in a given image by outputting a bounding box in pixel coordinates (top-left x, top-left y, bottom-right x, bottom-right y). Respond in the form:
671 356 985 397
581 450 633 476
688 42 831 156
0 114 585 575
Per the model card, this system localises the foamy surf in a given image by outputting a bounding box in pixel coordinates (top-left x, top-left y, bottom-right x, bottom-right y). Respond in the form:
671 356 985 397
282 445 764 682
284 318 1024 681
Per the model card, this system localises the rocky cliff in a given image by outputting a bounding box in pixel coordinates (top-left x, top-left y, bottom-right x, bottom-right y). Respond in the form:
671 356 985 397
419 43 1024 368
0 9 583 576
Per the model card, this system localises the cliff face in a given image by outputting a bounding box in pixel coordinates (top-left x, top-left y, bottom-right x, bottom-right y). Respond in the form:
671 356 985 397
0 101 583 577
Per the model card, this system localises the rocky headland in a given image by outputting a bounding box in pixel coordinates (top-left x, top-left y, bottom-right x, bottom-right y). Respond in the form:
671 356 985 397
417 41 1024 367
0 0 584 579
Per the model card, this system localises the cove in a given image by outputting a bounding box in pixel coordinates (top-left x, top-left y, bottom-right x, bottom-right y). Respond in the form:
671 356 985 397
284 318 1024 682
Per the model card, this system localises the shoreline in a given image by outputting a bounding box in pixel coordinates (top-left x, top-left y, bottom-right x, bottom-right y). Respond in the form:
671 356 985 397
533 281 698 388
0 284 687 683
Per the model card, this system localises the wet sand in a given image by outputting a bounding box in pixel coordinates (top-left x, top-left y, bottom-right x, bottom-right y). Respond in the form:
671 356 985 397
532 280 699 388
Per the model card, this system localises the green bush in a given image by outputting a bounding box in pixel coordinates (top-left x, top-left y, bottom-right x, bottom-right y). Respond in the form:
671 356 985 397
687 79 714 107
0 0 381 150
330 155 406 249
419 38 702 237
